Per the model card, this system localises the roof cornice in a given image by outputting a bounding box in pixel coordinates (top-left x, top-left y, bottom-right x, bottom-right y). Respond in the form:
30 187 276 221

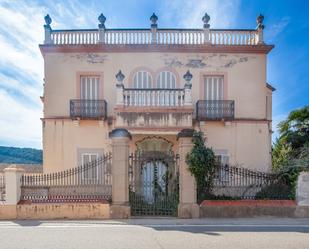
39 44 274 55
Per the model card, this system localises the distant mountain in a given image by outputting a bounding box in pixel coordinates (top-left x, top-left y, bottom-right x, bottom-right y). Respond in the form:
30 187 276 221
0 146 42 164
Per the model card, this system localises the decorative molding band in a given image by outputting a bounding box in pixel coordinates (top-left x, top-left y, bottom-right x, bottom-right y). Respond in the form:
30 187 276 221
40 44 274 54
114 106 194 113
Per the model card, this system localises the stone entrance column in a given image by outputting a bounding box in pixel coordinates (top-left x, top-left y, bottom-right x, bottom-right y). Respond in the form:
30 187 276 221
177 129 200 218
109 128 131 218
4 165 25 205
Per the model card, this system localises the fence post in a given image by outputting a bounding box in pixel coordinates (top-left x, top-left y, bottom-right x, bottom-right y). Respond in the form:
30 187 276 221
109 128 131 218
256 14 264 44
44 14 52 44
98 13 106 44
177 129 199 218
296 171 309 206
4 165 25 205
202 13 211 44
183 70 193 106
150 13 158 44
115 70 125 106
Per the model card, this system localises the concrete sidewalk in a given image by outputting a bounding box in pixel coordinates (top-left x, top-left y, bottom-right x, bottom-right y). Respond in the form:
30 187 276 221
0 218 309 249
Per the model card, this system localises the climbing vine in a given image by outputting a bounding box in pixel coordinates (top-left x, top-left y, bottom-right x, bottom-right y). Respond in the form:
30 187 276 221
186 131 215 202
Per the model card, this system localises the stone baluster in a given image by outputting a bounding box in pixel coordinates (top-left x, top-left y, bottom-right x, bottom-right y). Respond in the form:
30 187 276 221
202 12 211 44
150 13 158 44
115 70 125 106
256 14 265 44
44 14 52 44
98 13 106 44
183 70 193 106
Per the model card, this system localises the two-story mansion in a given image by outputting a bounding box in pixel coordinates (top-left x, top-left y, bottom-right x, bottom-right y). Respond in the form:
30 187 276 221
40 12 274 174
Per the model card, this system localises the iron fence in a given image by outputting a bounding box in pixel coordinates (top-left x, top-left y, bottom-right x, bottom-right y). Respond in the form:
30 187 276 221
202 164 293 200
196 100 235 120
70 99 107 119
20 153 112 203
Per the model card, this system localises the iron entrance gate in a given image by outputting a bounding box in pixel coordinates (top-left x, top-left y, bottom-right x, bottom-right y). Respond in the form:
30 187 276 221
129 151 179 216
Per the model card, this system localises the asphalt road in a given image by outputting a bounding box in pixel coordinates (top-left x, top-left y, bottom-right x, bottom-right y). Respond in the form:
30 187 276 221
0 218 309 249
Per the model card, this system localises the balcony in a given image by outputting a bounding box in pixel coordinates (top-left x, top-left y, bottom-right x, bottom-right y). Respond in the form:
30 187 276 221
115 88 193 130
70 99 107 120
196 100 235 121
114 74 193 130
42 13 270 50
123 88 185 107
48 29 261 46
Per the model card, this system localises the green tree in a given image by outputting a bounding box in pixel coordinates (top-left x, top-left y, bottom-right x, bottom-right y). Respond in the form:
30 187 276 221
272 106 309 171
186 131 215 202
278 105 309 152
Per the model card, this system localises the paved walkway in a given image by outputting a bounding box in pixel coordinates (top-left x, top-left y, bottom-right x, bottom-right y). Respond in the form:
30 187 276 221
0 218 309 249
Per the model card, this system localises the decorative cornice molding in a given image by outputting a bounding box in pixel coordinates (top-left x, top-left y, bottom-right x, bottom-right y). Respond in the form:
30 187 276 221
39 44 274 55
114 106 194 113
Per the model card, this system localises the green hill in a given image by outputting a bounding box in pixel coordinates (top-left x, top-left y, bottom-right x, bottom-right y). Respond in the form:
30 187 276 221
0 146 42 164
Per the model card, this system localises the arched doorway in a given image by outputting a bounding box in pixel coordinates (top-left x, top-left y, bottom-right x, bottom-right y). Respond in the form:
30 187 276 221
129 137 179 216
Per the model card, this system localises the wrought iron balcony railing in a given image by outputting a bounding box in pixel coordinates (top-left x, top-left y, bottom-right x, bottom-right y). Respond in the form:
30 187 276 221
196 100 235 121
70 99 107 119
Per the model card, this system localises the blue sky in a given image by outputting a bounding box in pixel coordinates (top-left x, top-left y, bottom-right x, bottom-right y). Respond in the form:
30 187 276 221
0 0 308 149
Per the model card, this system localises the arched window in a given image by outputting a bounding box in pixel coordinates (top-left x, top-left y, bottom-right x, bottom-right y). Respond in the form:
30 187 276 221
133 71 152 88
156 71 177 106
156 71 176 89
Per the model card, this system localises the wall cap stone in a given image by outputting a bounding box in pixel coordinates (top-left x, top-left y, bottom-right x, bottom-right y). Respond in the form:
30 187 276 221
177 129 195 140
3 165 26 172
109 128 132 139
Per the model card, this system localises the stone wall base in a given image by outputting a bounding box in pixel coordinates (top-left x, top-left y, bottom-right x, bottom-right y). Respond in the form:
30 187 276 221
178 203 200 218
110 204 131 219
200 205 309 218
0 203 110 220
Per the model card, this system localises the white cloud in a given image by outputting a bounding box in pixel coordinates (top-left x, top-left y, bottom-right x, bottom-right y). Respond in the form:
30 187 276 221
0 89 42 148
159 0 241 29
272 113 288 142
265 17 290 42
0 0 98 149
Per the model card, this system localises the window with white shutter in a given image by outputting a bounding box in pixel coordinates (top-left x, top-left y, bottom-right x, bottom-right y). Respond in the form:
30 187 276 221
156 71 176 89
215 154 229 182
81 153 99 181
80 76 99 100
204 76 224 100
133 71 152 89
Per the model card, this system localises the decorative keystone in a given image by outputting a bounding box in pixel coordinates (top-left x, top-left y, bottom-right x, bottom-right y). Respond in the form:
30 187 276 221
98 13 106 29
256 14 265 30
44 14 52 29
150 12 158 28
116 70 125 83
202 12 210 29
